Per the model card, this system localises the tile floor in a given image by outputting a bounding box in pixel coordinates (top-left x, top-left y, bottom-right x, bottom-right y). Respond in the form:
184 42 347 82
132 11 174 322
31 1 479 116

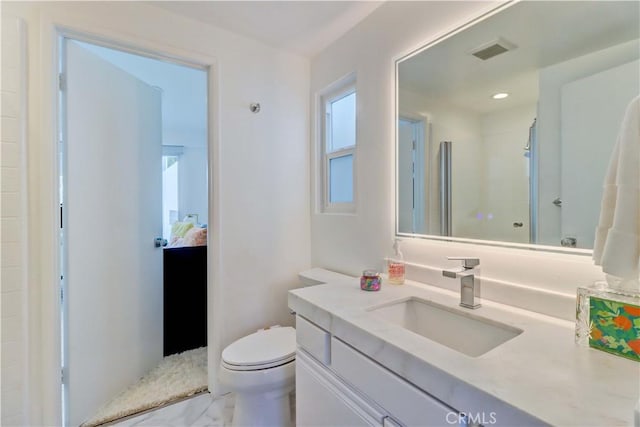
111 392 296 426
112 393 233 427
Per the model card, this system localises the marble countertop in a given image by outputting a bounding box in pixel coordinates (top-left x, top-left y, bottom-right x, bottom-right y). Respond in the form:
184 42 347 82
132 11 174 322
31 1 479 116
289 278 640 426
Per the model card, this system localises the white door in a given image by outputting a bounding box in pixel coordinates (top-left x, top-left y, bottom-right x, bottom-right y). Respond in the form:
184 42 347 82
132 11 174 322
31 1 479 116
64 39 163 426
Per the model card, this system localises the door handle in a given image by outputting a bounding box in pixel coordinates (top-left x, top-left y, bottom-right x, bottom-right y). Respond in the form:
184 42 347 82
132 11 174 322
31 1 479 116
154 237 168 248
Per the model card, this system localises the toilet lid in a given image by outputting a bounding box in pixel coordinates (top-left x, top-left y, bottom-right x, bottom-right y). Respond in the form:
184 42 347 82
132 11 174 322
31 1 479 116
222 327 296 369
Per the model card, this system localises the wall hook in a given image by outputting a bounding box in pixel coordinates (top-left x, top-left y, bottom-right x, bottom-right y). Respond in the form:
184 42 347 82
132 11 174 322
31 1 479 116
250 103 261 113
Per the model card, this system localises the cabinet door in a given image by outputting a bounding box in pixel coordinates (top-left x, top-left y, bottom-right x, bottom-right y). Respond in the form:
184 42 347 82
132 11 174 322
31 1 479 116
332 337 457 427
297 350 383 427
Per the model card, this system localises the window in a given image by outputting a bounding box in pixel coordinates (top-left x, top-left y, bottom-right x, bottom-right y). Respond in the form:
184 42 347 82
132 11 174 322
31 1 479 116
322 79 356 212
162 146 183 239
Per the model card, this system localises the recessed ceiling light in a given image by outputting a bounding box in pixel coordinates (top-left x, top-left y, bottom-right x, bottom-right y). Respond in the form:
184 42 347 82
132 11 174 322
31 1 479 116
492 92 509 100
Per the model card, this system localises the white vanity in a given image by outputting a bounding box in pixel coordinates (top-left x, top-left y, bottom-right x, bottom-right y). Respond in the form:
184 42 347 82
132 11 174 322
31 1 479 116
289 277 639 426
290 1 640 424
296 313 475 427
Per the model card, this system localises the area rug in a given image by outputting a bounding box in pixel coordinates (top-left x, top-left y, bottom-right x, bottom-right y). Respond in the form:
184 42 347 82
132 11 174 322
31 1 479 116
82 346 208 427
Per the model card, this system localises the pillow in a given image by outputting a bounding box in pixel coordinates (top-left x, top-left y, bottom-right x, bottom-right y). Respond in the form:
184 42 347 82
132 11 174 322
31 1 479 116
183 226 207 246
168 236 184 248
171 221 194 239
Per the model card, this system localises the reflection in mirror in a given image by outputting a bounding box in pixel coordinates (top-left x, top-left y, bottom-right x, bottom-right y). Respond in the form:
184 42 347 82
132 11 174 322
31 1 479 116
396 1 639 250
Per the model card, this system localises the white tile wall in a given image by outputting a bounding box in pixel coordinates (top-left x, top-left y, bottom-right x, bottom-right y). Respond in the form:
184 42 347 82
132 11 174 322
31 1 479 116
1 14 27 426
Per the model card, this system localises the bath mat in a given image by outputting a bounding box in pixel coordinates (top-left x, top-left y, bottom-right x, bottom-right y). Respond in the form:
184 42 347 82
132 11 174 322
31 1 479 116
82 346 208 427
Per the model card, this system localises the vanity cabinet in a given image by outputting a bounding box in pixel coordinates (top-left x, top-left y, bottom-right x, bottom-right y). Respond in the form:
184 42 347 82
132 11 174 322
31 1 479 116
297 350 384 426
295 315 468 427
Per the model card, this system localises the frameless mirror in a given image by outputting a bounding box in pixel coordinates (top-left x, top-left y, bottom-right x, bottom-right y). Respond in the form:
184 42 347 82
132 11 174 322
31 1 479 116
396 1 639 250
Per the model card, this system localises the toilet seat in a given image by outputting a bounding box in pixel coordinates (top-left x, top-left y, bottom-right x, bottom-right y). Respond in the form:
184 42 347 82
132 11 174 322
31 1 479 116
222 326 296 371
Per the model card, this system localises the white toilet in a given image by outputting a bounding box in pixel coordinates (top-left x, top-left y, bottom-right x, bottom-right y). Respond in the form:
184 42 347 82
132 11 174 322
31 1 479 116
219 269 354 426
219 326 296 427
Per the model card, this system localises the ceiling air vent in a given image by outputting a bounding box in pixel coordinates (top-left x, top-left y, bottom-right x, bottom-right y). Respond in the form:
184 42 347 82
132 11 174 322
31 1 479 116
469 38 517 61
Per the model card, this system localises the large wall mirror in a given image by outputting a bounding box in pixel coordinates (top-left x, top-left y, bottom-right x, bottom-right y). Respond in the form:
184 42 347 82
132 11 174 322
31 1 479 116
396 1 639 251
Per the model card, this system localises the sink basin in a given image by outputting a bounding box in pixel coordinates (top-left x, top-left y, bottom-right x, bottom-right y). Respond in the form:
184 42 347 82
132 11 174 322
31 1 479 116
368 297 523 357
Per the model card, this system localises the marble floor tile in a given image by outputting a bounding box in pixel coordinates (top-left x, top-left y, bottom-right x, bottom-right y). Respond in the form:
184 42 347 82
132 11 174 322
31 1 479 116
110 391 296 427
111 393 233 427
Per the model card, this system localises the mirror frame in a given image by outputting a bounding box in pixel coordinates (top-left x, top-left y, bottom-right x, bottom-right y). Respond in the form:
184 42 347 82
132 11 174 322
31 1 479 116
394 1 594 256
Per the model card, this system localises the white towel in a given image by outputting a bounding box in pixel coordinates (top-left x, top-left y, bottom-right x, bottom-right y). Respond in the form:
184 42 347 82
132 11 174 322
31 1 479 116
593 95 640 280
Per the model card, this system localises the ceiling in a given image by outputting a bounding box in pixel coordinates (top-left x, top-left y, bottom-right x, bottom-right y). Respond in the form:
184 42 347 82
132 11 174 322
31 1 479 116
151 1 384 57
399 1 640 114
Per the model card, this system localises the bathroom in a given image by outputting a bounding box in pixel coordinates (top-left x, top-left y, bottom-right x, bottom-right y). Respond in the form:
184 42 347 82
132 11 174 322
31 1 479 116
1 1 638 426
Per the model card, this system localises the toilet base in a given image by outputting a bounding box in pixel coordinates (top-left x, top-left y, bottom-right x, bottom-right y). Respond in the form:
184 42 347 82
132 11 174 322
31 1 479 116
232 388 293 427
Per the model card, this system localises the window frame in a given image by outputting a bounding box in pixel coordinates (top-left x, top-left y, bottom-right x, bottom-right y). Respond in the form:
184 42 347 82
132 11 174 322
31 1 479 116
162 145 183 239
321 79 357 213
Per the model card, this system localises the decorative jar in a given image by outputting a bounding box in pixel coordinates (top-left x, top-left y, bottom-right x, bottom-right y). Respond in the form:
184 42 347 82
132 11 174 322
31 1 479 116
360 270 382 292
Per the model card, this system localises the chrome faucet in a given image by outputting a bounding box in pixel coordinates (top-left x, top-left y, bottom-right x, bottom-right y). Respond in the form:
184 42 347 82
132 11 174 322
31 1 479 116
442 257 481 309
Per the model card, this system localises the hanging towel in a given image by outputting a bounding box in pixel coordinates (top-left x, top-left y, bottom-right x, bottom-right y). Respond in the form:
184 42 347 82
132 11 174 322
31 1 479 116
593 95 640 279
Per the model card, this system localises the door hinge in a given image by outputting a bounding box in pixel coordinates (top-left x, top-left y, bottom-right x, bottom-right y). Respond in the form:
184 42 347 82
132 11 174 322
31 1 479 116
58 73 66 91
412 140 416 150
61 367 66 384
60 203 63 228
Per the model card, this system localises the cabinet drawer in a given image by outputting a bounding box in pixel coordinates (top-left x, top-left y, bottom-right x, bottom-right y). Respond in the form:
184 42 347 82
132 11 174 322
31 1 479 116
297 349 383 426
331 337 455 426
296 315 331 365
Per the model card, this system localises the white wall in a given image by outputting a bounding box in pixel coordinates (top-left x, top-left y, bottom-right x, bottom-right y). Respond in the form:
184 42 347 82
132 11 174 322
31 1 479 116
397 88 484 238
560 60 639 249
478 104 535 243
398 86 534 243
310 1 603 305
2 2 310 425
1 13 29 427
536 39 640 246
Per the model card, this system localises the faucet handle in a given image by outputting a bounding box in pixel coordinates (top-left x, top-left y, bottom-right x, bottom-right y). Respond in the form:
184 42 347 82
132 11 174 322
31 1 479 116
447 257 480 269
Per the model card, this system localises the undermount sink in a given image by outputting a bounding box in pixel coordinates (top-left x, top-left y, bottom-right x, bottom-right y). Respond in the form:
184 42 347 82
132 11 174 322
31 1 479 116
368 297 523 357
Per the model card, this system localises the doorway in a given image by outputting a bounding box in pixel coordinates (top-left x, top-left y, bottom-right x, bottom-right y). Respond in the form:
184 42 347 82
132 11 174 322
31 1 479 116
59 37 209 426
397 117 427 235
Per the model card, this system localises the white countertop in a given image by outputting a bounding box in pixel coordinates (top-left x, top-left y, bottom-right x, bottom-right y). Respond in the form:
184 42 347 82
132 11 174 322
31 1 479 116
288 277 640 426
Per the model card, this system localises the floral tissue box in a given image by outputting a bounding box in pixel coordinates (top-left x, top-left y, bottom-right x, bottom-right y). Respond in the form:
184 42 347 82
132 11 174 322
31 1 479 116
576 288 640 362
